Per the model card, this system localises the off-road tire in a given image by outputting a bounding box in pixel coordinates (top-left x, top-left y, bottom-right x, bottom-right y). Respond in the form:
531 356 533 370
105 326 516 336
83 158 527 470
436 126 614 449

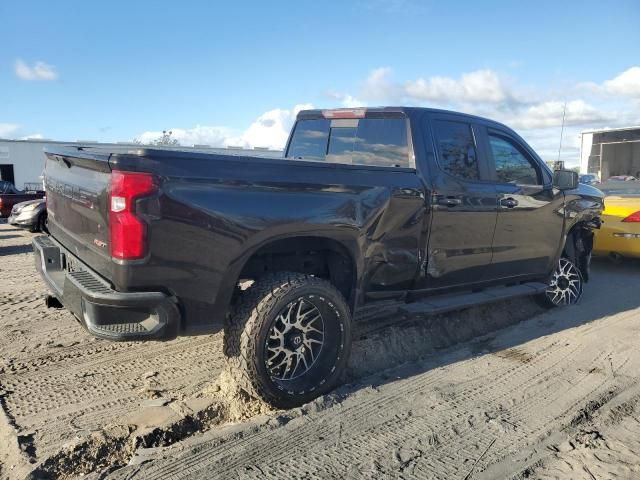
224 272 352 409
536 256 584 308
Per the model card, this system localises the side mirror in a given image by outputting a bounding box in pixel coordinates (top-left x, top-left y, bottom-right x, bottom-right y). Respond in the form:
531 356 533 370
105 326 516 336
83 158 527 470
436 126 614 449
553 170 579 190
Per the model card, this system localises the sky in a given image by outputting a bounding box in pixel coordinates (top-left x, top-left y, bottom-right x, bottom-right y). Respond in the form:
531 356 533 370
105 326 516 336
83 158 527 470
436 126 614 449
1 0 639 166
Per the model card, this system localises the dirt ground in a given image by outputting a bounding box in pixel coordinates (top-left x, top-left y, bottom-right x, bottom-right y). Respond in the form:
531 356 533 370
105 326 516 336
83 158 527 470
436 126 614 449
1 222 640 479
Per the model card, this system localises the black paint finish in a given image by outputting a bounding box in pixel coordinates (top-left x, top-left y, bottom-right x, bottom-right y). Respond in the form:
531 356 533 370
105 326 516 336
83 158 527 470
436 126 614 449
39 107 604 338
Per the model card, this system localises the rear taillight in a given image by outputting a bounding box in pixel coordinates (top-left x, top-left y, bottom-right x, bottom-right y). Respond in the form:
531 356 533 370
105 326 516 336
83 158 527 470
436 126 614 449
109 171 157 260
622 211 640 223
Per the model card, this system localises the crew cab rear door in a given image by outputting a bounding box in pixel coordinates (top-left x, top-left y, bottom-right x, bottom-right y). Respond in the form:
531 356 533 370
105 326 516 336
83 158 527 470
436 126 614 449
477 126 564 279
420 114 498 289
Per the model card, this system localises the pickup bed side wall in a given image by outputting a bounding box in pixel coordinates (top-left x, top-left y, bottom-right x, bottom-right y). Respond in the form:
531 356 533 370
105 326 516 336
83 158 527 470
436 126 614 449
110 153 427 333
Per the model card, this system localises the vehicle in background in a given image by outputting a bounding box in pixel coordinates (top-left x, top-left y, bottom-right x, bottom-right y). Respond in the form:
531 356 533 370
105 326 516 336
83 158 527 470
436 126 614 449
9 198 47 232
0 180 46 217
33 107 603 408
593 182 640 259
607 175 638 182
579 173 600 185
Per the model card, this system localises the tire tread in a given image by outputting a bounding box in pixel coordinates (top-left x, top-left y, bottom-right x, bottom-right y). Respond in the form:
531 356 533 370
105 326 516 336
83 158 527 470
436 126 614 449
224 272 350 408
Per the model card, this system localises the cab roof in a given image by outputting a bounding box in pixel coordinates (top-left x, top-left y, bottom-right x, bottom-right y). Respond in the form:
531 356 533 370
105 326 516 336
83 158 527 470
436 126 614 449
296 106 519 139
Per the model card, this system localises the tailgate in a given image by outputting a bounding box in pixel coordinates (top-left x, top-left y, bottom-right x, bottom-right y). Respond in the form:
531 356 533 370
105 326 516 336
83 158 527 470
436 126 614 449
44 147 113 281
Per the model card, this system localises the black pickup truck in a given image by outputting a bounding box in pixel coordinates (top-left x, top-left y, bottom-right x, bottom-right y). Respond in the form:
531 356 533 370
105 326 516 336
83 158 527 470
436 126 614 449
33 107 603 407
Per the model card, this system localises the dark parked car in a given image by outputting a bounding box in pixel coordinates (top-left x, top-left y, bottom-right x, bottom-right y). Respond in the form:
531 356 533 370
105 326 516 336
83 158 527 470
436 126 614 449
0 180 45 217
9 198 47 232
33 107 604 407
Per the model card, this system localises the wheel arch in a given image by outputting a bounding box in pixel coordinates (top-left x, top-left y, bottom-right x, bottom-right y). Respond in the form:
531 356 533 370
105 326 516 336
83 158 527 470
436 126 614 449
561 221 595 281
215 234 360 322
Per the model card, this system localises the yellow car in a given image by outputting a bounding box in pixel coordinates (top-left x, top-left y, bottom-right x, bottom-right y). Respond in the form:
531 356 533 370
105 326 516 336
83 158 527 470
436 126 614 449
593 181 640 259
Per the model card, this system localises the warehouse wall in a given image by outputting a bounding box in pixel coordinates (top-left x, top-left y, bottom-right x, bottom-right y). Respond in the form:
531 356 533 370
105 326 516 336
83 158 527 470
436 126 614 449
0 141 47 189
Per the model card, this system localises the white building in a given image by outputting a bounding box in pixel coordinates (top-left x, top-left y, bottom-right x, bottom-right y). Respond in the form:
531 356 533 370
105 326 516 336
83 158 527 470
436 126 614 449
580 126 640 180
0 138 281 190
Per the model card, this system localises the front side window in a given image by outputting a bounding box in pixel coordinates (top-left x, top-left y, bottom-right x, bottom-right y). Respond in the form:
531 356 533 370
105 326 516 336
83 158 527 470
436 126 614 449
286 117 410 167
489 134 541 185
433 120 479 180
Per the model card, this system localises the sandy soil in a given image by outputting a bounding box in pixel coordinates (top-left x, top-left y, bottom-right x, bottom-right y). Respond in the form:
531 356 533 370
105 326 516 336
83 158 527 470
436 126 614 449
109 262 640 479
2 222 640 479
0 224 225 478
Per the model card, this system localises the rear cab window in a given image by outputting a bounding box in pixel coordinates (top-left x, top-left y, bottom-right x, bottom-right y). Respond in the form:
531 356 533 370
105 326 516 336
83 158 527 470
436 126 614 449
286 112 412 168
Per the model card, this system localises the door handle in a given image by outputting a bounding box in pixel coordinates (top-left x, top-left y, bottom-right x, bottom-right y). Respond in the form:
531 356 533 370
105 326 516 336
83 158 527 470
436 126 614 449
437 197 462 207
500 197 518 208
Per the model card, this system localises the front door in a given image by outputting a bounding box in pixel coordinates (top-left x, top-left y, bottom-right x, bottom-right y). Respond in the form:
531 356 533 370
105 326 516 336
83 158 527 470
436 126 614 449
481 128 564 279
421 116 498 290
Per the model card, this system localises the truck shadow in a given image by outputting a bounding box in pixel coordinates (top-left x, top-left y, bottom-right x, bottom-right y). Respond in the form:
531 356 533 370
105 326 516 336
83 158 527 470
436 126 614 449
0 234 24 240
0 244 34 256
343 257 640 392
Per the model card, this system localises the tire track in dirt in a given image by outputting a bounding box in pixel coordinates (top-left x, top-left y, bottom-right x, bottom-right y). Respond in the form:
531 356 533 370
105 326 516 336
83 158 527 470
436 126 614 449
114 282 640 480
125 342 586 477
0 227 229 467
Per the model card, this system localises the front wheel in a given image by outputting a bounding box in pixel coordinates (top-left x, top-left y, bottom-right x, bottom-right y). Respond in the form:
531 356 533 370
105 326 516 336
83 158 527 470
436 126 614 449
224 272 352 409
537 257 583 308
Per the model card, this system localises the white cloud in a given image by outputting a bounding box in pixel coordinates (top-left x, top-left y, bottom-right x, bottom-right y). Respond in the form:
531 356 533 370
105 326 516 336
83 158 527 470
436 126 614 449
603 66 640 97
135 125 233 147
325 66 640 166
227 104 312 149
21 133 44 140
405 69 509 104
15 59 58 81
508 100 611 129
339 95 367 108
0 123 20 138
325 91 367 108
362 67 399 100
135 104 313 150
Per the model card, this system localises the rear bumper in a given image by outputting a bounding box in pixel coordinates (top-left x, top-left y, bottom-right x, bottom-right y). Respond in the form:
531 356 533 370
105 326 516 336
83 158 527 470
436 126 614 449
32 235 180 340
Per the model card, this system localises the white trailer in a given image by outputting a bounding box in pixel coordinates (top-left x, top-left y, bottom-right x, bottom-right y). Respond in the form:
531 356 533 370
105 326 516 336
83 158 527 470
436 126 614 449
580 126 640 180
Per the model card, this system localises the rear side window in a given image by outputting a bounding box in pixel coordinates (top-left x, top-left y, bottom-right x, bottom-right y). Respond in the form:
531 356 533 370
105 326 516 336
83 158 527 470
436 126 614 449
433 120 479 180
353 119 409 167
489 134 541 185
286 118 410 168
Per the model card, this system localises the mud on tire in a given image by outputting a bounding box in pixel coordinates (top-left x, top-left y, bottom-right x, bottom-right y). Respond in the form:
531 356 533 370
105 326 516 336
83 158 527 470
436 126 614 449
224 272 352 409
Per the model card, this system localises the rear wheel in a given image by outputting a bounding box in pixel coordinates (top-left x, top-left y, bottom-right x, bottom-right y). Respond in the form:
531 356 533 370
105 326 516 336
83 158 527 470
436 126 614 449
537 257 583 308
224 272 352 408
